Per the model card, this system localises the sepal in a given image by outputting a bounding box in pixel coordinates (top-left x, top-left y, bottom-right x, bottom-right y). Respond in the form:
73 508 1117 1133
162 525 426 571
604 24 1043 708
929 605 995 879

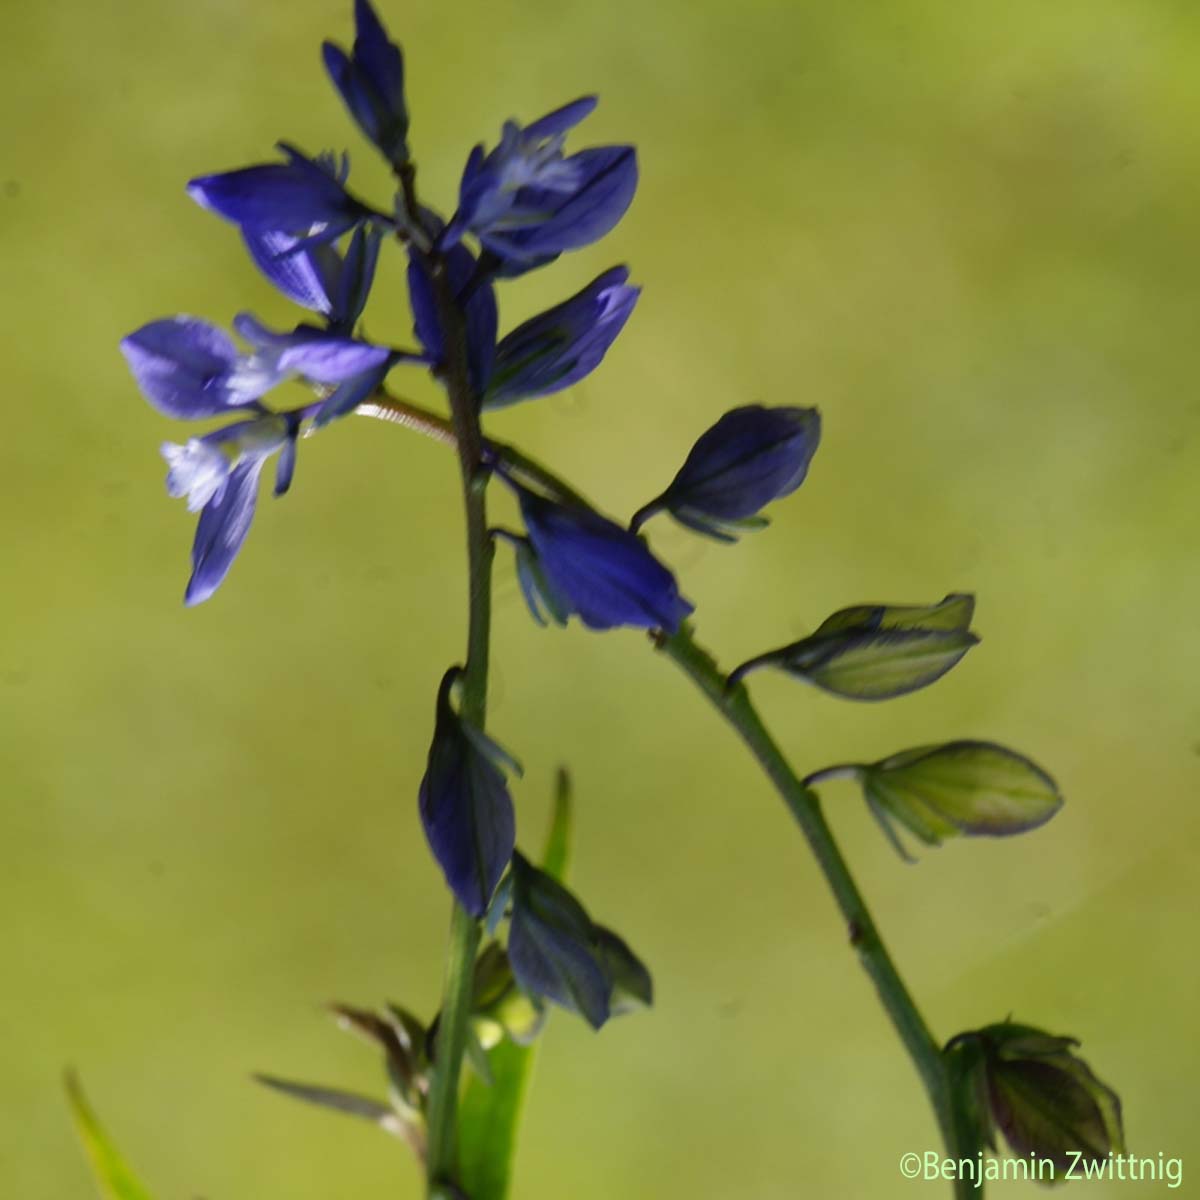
944 1023 1125 1175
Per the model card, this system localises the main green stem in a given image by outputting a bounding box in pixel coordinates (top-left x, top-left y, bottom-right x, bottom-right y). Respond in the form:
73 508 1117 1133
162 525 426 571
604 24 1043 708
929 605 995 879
420 253 493 1195
357 393 974 1198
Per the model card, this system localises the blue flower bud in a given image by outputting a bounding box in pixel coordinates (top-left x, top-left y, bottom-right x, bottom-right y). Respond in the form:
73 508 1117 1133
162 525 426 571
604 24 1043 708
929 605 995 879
322 0 410 167
632 405 821 541
483 267 639 410
448 99 637 275
499 479 694 633
407 242 497 398
418 668 517 918
188 144 374 244
506 851 612 1030
946 1023 1125 1175
730 594 977 700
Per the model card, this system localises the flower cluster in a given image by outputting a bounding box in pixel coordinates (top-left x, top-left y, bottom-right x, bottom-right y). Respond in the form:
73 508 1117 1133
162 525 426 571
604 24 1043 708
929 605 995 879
118 0 825 966
120 2 1120 1192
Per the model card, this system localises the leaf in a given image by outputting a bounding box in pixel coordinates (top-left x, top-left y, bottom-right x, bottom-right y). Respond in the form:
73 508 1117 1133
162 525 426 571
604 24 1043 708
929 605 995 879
254 1074 396 1125
457 770 574 1200
64 1071 156 1200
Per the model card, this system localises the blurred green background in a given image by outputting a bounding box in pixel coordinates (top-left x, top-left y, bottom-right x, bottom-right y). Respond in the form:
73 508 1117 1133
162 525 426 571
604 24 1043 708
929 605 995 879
3 0 1198 1196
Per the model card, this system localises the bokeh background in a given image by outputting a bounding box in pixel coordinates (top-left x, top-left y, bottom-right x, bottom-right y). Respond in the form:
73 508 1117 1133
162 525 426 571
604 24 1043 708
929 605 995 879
3 0 1199 1196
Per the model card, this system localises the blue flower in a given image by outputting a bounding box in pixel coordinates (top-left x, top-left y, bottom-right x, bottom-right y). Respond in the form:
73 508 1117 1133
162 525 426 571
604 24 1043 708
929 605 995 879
121 314 394 426
160 413 299 605
242 223 382 332
121 311 402 602
499 478 693 633
407 242 497 398
483 266 639 410
188 144 376 245
632 405 822 541
418 668 517 918
446 98 637 274
322 0 409 167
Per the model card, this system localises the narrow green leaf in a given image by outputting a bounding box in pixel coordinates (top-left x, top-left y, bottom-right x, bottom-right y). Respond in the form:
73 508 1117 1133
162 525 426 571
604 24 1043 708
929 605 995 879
457 769 574 1200
64 1072 156 1200
540 767 573 881
254 1074 396 1125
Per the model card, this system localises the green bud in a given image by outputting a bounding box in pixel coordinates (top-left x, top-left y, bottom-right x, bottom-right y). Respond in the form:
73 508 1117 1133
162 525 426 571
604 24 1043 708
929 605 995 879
946 1023 1125 1175
808 740 1062 861
730 594 978 700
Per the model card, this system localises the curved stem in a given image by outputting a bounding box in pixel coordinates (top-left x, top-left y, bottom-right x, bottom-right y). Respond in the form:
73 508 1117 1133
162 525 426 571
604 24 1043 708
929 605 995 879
355 399 976 1198
657 627 973 1198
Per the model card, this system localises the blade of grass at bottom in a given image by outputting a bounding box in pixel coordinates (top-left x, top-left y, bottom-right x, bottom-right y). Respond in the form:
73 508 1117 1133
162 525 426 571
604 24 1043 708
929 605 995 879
457 769 574 1200
64 1072 156 1200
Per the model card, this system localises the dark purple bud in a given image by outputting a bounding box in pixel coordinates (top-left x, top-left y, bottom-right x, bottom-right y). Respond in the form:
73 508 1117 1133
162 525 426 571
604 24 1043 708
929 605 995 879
406 243 497 398
322 0 409 166
333 223 382 329
632 405 821 541
507 851 611 1030
946 1023 1125 1176
505 480 693 633
187 144 372 241
418 668 517 918
484 267 639 409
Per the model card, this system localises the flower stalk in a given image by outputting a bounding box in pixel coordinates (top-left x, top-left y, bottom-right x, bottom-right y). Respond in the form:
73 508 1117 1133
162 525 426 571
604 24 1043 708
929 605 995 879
413 228 494 1196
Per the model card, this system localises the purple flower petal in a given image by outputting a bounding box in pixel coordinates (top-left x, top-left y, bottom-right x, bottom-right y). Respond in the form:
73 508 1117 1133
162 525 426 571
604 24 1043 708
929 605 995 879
120 317 249 419
486 266 639 409
241 229 338 315
185 457 267 605
187 146 368 236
